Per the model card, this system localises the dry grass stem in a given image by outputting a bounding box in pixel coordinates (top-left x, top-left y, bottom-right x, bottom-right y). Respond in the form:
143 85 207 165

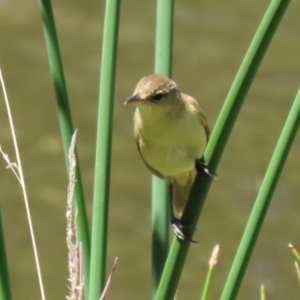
66 130 83 300
99 257 119 300
0 68 46 300
288 243 299 257
0 147 22 183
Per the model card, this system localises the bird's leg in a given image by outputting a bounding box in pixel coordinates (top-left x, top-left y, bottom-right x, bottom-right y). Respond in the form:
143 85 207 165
169 184 197 243
195 157 215 178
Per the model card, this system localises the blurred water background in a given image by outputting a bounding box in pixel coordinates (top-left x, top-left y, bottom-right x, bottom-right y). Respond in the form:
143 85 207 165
0 0 299 299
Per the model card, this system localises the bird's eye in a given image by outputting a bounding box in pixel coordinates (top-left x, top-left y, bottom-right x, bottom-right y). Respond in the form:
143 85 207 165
153 93 164 101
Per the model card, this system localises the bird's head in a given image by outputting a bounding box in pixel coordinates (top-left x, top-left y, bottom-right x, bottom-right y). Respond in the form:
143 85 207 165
124 74 182 107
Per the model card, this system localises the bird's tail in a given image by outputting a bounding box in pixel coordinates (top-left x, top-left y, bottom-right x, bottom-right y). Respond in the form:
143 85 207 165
172 170 195 218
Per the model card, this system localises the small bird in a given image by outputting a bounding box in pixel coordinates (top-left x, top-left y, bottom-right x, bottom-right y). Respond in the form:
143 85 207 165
125 74 210 241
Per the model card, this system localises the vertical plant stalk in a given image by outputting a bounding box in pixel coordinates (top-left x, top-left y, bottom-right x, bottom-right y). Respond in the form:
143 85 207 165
220 87 300 300
260 285 266 300
88 1 121 299
200 245 220 300
38 0 90 294
155 1 290 299
152 0 174 297
0 204 12 300
66 131 82 300
0 69 46 299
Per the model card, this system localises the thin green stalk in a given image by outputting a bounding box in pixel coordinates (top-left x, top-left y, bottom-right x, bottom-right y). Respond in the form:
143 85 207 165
260 285 266 300
200 245 219 300
38 0 90 296
155 1 290 299
155 0 174 75
200 267 213 300
0 204 12 300
151 178 169 298
88 1 121 299
220 87 300 300
152 0 174 298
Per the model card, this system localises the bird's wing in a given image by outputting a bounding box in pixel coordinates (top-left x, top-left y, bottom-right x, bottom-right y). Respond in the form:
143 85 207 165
199 111 210 143
182 93 210 143
136 139 166 180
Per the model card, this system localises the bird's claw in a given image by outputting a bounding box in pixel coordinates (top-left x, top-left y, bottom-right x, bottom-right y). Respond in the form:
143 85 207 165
171 218 198 243
195 158 216 178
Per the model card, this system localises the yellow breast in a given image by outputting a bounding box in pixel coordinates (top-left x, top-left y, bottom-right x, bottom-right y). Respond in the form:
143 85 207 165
134 106 206 176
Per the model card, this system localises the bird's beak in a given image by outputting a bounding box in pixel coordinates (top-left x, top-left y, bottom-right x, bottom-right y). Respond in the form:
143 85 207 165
124 94 141 105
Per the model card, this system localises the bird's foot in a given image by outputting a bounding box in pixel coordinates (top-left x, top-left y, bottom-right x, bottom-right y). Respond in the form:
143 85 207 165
195 158 216 178
171 218 197 243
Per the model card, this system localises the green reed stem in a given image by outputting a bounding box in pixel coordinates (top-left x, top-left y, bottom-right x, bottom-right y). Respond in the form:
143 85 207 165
200 267 213 300
0 205 12 300
88 1 121 299
155 0 290 299
260 285 266 300
152 0 174 298
220 87 300 300
38 0 90 296
200 246 219 300
151 177 169 299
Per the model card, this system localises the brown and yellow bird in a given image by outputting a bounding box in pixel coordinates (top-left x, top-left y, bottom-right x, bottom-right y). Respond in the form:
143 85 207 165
125 74 210 241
